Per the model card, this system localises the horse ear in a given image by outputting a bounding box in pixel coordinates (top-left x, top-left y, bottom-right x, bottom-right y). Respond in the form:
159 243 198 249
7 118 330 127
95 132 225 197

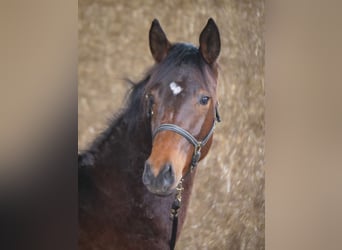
199 18 221 65
149 19 171 63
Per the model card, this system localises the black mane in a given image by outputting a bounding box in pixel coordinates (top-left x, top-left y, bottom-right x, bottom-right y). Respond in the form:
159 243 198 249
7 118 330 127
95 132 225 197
148 43 208 85
78 76 151 169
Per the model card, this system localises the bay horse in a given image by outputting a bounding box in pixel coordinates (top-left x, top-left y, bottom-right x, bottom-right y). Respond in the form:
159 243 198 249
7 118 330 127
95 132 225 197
79 18 221 250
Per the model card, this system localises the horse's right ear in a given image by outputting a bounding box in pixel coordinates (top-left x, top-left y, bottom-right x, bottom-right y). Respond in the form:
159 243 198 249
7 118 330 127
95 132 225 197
149 19 171 63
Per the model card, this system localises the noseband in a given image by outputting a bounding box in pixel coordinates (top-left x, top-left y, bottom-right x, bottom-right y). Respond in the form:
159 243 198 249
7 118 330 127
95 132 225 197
153 120 216 171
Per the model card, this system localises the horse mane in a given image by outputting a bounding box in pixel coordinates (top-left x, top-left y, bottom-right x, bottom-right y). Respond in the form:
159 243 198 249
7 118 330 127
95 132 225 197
78 75 151 169
148 44 207 84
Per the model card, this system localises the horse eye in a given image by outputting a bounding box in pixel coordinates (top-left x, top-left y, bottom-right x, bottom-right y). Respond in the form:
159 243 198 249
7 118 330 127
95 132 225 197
199 96 210 105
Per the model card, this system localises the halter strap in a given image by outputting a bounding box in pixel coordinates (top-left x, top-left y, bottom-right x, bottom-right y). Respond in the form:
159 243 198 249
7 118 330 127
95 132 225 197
153 121 216 149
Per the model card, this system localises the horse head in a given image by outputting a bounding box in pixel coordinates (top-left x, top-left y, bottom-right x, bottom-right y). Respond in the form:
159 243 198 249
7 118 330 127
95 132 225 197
142 18 221 196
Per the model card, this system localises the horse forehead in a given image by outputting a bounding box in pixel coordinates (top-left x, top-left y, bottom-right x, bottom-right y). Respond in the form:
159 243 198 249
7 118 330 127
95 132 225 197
169 81 183 96
158 76 209 100
151 66 210 97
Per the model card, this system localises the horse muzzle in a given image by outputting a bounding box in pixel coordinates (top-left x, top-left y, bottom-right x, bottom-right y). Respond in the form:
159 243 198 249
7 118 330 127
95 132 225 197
142 160 175 196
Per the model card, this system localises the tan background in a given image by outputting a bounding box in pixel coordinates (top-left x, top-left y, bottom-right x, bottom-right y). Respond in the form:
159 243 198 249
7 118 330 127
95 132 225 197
78 0 264 249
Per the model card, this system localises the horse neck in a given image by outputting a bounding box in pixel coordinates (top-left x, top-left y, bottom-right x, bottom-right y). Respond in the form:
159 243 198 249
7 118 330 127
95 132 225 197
91 114 151 172
81 109 197 240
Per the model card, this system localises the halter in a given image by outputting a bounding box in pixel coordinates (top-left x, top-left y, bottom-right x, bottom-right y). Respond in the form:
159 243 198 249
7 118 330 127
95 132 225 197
153 119 216 172
150 105 220 250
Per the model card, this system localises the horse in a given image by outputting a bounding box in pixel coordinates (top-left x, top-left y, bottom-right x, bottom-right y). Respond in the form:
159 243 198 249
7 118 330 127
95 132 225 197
79 18 221 250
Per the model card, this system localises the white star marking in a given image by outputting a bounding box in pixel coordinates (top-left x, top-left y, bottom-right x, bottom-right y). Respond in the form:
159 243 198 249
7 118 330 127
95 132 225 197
169 81 183 96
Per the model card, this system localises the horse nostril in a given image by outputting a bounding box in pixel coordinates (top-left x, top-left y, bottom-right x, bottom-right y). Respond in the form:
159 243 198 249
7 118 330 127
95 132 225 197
161 163 174 187
142 161 153 185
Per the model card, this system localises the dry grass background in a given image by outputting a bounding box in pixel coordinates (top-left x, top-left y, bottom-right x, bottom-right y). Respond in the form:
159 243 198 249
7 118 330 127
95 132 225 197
78 0 264 249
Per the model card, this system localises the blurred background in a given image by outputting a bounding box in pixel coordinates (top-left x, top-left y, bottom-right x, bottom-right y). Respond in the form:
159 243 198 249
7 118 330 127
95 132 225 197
78 0 264 249
1 1 341 249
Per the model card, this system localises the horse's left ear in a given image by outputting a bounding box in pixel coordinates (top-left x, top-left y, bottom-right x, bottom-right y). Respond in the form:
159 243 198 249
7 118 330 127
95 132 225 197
199 18 221 65
149 19 171 63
